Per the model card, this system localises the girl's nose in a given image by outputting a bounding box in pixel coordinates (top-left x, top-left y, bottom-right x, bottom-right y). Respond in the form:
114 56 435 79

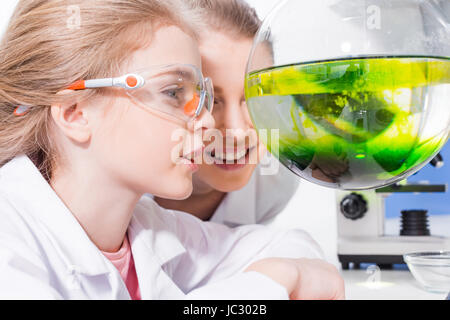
191 106 216 132
185 107 215 155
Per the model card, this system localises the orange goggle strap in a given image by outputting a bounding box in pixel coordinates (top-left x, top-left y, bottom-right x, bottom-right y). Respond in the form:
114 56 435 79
68 80 86 90
14 105 31 116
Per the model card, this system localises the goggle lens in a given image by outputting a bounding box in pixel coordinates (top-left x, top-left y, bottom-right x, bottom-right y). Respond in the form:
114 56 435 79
128 65 213 123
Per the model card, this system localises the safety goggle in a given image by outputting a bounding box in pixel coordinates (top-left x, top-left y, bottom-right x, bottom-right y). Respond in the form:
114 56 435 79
14 64 214 123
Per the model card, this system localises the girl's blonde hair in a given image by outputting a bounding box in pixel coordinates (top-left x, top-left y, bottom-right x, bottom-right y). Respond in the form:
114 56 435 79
191 0 261 38
0 0 200 180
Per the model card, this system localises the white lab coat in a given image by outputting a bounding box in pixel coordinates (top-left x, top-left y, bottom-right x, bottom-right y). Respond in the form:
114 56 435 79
147 155 300 227
0 155 322 300
209 156 300 227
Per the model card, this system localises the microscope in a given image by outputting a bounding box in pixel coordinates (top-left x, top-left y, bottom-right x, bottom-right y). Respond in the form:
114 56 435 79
336 152 450 270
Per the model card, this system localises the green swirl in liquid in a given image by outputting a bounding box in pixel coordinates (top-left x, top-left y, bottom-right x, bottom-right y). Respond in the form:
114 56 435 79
245 56 450 189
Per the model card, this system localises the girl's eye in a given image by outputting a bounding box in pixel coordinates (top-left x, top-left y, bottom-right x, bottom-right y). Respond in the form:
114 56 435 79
162 86 184 100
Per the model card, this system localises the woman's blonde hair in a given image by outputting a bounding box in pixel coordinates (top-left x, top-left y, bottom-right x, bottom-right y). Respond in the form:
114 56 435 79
0 0 199 180
191 0 261 38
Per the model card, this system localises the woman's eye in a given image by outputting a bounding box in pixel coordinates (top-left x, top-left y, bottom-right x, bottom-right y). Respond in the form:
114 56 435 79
214 97 225 107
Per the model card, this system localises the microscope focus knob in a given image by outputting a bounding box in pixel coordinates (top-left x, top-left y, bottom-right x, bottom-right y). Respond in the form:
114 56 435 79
340 193 368 220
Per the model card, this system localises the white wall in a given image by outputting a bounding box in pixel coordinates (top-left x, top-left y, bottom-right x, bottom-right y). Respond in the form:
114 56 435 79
0 0 18 38
245 0 283 19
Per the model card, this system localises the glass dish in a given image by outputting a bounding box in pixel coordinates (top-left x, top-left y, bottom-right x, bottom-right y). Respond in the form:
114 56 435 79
404 251 450 293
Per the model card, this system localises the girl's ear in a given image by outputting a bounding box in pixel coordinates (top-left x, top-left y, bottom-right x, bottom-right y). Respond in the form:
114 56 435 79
50 90 91 144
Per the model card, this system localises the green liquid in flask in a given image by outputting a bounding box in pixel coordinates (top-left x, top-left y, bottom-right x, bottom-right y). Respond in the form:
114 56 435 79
245 56 450 189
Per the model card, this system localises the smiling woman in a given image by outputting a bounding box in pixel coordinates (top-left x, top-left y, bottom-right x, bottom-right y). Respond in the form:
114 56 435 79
154 0 300 226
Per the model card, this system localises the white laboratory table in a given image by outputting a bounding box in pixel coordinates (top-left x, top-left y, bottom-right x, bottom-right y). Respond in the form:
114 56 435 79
342 269 448 300
273 182 450 300
341 215 449 300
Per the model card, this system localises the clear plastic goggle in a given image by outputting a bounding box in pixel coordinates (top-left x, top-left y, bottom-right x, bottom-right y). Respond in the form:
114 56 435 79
14 64 214 123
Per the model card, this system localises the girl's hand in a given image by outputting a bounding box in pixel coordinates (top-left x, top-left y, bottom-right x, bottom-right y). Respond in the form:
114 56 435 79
245 257 345 300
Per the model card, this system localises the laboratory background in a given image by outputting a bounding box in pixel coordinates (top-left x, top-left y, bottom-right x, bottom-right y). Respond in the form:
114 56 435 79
1 0 449 300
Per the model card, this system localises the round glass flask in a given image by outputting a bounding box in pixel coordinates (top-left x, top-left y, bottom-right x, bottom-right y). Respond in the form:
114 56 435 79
245 0 450 190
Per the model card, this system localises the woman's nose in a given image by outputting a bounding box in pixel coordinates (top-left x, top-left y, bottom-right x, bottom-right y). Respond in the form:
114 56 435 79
223 101 251 132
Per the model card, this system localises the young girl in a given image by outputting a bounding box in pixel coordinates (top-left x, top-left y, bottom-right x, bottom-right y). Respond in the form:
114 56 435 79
155 0 300 226
0 0 344 300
